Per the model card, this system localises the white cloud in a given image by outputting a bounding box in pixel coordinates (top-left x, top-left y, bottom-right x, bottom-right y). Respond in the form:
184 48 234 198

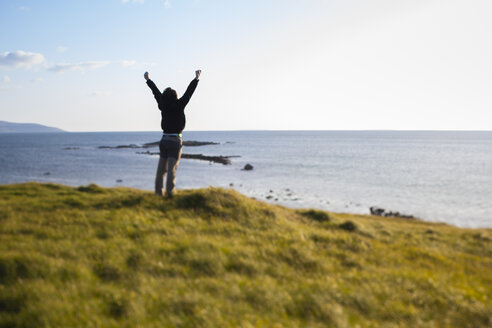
122 0 144 3
18 6 29 11
80 61 111 70
88 91 112 97
164 0 171 9
121 60 137 67
2 75 10 83
31 78 44 83
1 51 137 75
48 61 111 73
0 51 46 69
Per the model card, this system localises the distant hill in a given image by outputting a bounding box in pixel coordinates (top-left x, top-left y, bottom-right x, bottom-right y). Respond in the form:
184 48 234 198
0 121 65 133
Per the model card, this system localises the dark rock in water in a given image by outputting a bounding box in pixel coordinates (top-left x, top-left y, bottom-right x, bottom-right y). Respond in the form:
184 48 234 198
63 147 79 150
43 172 50 176
142 140 220 148
370 206 415 219
116 179 123 183
229 183 234 187
242 164 254 171
182 154 233 165
137 151 160 156
137 151 233 165
370 207 386 216
99 144 139 149
142 141 159 148
391 213 415 219
266 195 273 200
101 140 221 150
183 140 220 147
137 151 238 165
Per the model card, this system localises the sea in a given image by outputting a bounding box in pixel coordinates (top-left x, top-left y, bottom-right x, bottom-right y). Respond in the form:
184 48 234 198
0 131 491 228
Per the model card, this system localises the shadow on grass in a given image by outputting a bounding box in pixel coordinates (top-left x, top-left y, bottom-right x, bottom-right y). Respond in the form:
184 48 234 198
339 221 357 232
298 209 332 223
93 263 122 282
0 256 48 284
176 193 211 211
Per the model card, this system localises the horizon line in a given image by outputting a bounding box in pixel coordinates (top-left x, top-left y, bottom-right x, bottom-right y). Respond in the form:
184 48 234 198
3 129 491 134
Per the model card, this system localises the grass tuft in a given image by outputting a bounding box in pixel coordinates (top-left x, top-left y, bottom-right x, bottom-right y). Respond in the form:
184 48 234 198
339 220 357 232
298 209 332 222
77 184 105 193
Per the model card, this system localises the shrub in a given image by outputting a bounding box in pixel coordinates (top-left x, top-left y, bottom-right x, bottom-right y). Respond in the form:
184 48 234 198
77 184 105 193
299 209 332 223
339 221 357 232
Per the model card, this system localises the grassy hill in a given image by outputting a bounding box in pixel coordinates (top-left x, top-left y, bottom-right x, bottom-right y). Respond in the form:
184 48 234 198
0 183 491 327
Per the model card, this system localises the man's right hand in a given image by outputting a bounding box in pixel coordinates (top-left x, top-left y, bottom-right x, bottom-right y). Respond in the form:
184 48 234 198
195 70 202 80
144 72 149 80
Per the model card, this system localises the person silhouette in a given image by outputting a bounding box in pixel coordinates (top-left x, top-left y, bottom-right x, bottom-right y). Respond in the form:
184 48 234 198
144 70 201 196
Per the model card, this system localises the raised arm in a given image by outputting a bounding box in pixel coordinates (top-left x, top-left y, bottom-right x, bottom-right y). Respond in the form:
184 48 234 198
144 72 161 104
179 70 201 107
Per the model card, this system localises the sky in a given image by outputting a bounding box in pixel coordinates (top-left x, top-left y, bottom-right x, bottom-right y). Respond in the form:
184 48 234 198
1 0 491 131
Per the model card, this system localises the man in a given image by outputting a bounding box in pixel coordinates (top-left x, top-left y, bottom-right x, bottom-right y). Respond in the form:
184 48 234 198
144 69 201 196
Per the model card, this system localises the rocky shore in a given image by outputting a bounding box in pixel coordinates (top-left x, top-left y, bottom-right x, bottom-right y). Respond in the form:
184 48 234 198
69 140 419 219
370 206 415 219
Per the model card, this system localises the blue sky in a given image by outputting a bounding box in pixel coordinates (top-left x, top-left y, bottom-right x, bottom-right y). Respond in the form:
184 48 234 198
1 0 491 131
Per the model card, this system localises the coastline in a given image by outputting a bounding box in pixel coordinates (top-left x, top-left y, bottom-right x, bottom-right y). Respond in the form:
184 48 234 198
1 130 490 228
1 180 489 230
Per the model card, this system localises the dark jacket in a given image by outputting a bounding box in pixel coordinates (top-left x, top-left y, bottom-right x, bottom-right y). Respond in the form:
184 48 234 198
146 78 199 133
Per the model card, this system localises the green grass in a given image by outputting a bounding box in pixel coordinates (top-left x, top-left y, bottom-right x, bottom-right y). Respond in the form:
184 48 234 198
0 182 491 327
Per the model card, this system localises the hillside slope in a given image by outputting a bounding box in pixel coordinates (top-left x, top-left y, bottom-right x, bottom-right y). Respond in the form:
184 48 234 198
0 183 491 327
0 121 64 133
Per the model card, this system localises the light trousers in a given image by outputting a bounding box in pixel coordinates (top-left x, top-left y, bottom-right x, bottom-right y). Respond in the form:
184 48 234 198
155 135 182 196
